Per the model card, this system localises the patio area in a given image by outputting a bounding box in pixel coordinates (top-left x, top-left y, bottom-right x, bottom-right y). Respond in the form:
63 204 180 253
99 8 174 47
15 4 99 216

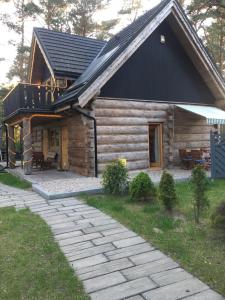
4 163 211 199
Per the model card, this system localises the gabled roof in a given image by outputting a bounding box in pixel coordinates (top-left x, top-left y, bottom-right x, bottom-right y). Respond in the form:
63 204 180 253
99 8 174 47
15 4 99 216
56 0 225 108
33 28 106 79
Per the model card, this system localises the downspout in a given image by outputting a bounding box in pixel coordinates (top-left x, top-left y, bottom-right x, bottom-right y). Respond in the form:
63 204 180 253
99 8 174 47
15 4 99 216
70 104 98 178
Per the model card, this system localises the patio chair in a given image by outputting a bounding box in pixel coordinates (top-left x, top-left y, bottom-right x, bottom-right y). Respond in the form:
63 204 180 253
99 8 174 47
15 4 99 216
32 152 44 169
190 149 206 168
201 148 211 170
179 149 193 170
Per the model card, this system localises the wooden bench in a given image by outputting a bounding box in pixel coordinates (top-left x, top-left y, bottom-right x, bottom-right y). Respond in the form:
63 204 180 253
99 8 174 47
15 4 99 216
42 152 58 169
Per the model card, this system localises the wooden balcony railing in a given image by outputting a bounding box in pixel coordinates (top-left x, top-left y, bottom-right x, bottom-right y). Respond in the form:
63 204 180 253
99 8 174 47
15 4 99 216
3 83 64 119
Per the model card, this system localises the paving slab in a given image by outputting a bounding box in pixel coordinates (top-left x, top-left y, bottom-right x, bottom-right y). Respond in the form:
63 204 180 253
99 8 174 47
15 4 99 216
126 296 145 300
89 277 157 300
55 230 83 240
61 241 94 253
53 225 89 235
101 226 128 236
142 278 209 300
55 224 92 235
92 231 137 246
122 258 179 280
105 243 154 260
78 258 134 280
58 232 102 247
184 289 225 300
113 236 146 248
82 222 121 234
82 212 106 218
83 271 126 293
66 243 115 261
151 268 193 286
71 254 108 270
130 250 167 265
91 218 118 226
50 222 76 230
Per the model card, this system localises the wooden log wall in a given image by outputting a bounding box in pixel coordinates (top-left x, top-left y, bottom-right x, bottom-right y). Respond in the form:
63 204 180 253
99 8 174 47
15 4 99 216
94 98 173 173
31 113 94 176
67 112 94 176
173 107 213 163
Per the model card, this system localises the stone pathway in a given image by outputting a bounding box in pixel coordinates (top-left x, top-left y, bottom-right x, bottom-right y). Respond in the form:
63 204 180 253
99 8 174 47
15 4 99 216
0 183 223 300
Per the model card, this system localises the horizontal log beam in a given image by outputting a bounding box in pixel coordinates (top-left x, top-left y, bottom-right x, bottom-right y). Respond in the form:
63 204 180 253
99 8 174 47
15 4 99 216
97 125 148 135
97 134 148 144
98 143 149 153
98 151 149 163
174 133 210 142
175 125 212 134
96 117 167 125
95 99 170 111
174 141 210 149
95 108 167 118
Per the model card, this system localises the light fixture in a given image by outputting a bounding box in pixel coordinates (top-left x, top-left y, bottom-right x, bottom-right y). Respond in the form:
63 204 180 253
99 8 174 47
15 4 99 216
160 34 166 44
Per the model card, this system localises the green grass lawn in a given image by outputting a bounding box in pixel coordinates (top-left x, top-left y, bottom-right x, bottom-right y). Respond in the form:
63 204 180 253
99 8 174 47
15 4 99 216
81 179 225 296
0 207 89 300
0 172 31 189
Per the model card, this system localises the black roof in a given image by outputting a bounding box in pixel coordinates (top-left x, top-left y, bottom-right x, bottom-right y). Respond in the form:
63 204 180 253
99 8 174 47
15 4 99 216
53 0 224 107
34 28 106 79
55 0 171 105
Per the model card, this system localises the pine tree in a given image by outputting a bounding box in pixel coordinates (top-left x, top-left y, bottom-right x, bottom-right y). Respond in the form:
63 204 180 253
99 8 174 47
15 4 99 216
187 0 225 76
38 0 69 31
0 84 13 121
118 0 143 21
1 0 40 81
95 19 119 40
68 0 112 37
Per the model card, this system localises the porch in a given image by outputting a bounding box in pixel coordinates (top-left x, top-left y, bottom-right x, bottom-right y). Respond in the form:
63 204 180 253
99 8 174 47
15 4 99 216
5 164 210 199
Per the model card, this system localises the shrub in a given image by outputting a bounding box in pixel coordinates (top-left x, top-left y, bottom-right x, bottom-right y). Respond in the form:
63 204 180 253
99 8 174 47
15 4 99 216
159 170 177 211
102 160 129 195
129 172 156 202
211 201 225 229
191 166 209 224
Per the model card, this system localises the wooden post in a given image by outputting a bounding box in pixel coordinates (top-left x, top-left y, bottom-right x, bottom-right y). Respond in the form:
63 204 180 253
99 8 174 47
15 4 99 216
23 118 32 175
8 125 16 168
61 127 69 170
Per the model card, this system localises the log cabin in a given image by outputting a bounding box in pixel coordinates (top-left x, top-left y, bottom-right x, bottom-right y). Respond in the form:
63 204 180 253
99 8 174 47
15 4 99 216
3 0 225 177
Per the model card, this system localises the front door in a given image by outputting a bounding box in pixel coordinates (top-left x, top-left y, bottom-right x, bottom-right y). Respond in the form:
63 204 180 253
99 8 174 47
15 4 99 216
149 123 163 168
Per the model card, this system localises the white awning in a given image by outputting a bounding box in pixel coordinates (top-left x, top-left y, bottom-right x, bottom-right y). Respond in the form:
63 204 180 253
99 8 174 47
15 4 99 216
176 104 225 125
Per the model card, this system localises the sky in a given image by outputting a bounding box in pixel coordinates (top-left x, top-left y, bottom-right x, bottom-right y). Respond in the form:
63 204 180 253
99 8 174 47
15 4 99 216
0 0 161 85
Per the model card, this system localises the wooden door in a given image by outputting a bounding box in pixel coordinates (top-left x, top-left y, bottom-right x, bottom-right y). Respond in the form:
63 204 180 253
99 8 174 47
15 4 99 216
61 127 69 170
149 123 163 168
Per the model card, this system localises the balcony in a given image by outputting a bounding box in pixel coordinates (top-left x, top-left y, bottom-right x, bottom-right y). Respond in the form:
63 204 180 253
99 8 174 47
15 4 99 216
3 83 64 120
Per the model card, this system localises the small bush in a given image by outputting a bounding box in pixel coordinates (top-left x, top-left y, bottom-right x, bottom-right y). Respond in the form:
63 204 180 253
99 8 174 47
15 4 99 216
159 170 177 211
191 166 209 224
102 160 129 195
129 172 156 202
211 201 225 229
